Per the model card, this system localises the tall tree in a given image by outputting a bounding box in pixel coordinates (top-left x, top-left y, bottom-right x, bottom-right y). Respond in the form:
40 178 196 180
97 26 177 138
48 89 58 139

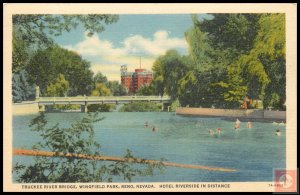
26 45 94 96
152 13 285 109
199 13 263 108
12 70 35 102
232 13 286 109
201 14 260 55
178 15 227 107
152 50 187 100
12 31 32 74
185 15 214 72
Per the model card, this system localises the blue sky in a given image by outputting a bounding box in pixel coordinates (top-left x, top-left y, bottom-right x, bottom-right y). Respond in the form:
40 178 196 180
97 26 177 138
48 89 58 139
54 14 211 81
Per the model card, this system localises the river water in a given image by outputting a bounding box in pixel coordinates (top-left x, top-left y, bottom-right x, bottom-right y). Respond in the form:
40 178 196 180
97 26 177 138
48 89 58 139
13 112 285 182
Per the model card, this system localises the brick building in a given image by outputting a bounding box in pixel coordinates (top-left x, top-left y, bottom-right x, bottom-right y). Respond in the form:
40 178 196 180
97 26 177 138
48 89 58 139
120 65 153 94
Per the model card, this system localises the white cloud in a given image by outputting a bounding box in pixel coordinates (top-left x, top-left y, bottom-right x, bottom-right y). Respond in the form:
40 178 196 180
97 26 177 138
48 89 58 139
123 30 187 56
64 32 125 57
62 30 188 81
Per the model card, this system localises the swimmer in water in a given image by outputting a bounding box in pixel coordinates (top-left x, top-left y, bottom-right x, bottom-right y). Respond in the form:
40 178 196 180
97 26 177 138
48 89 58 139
152 126 157 132
235 118 241 129
144 121 149 128
247 121 253 128
208 129 214 136
216 128 222 134
275 129 281 136
279 121 285 126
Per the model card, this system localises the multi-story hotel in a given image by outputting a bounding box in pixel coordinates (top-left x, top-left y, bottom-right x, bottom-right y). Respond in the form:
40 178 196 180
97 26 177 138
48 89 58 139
120 65 153 94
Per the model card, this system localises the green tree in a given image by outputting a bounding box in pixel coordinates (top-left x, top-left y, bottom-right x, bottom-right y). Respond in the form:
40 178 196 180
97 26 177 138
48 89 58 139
185 15 214 72
45 74 69 97
12 31 32 74
232 14 286 109
152 13 285 109
93 72 108 85
27 45 94 96
136 84 155 96
201 14 260 55
87 104 115 112
91 83 112 96
213 64 248 108
119 102 161 112
12 70 35 102
13 112 164 182
178 15 227 107
152 50 188 100
107 81 127 96
26 49 56 95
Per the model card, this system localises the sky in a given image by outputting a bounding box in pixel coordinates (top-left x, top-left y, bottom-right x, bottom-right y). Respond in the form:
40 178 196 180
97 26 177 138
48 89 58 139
53 14 212 82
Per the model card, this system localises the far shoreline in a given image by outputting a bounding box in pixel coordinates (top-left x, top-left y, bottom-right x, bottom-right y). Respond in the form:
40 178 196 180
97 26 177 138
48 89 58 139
175 107 286 122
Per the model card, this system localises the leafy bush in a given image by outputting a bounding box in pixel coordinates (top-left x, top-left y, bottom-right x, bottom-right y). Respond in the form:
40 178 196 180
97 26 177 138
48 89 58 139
170 99 180 112
87 104 116 112
119 102 161 112
46 104 81 111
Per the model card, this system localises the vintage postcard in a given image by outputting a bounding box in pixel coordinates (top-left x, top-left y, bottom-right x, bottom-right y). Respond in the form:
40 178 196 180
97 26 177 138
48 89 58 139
3 3 297 192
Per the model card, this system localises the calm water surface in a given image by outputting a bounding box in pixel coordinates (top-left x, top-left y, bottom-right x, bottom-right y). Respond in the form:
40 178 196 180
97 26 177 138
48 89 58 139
13 112 286 182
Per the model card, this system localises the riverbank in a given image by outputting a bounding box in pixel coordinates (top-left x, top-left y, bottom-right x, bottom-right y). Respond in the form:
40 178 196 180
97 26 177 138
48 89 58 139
176 107 286 121
12 102 39 115
12 102 82 115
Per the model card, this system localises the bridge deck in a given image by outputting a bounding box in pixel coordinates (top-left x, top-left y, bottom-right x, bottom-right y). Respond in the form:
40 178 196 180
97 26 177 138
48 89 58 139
37 96 171 105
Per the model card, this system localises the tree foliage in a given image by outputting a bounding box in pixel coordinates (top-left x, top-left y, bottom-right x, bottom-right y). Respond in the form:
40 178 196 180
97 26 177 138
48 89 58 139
185 15 213 71
13 14 119 47
12 31 32 74
87 104 116 112
152 50 188 100
224 13 286 109
93 72 108 85
27 45 94 96
13 112 165 182
201 14 260 54
12 70 35 102
45 74 69 97
91 83 112 96
107 81 127 96
119 102 161 112
152 13 286 110
136 84 155 96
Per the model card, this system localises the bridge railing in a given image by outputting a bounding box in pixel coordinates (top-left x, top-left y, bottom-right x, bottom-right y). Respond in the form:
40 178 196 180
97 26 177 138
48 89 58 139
37 96 171 102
